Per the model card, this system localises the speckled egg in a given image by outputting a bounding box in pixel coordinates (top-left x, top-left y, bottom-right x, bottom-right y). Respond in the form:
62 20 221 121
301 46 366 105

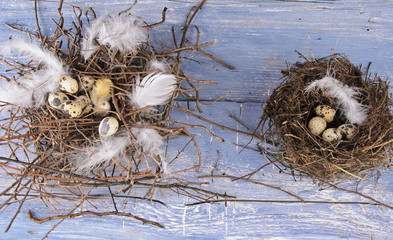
59 75 79 94
82 103 93 115
94 100 111 116
61 100 83 118
80 76 95 91
322 128 342 142
98 116 119 137
75 95 90 108
48 92 69 109
315 105 336 123
308 116 327 136
338 124 357 140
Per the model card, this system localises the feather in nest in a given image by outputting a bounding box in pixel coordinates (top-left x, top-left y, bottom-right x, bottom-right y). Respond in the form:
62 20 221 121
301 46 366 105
81 13 146 60
148 59 170 73
0 38 67 108
72 132 132 173
305 75 369 124
129 72 177 112
131 122 167 173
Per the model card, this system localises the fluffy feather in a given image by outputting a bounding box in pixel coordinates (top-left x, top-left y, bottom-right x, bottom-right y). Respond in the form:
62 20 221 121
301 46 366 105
131 122 167 173
305 75 369 124
131 124 163 156
129 72 177 110
0 38 67 108
72 133 132 173
148 59 170 73
81 13 146 60
90 78 113 105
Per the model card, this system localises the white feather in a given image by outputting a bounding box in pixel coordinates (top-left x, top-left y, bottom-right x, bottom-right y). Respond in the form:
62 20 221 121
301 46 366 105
149 59 170 73
131 124 163 156
129 72 177 110
81 13 146 60
131 122 167 173
305 76 369 124
72 133 132 173
0 38 67 108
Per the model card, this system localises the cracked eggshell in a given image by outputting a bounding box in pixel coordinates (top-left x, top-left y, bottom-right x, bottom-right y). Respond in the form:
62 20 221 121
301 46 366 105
338 124 357 140
48 92 69 109
315 105 336 123
59 75 79 94
308 116 327 136
322 128 342 142
80 76 95 91
61 100 83 118
99 116 119 137
94 100 111 116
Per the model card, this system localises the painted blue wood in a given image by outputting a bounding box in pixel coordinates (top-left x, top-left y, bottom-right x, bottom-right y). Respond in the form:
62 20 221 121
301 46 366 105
1 1 393 239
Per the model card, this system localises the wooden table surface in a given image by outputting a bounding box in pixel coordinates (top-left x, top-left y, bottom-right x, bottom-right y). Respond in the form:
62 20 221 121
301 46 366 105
1 1 393 239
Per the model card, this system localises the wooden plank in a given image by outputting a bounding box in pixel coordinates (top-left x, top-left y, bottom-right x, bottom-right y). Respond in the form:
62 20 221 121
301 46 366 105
0 1 393 239
1 0 392 102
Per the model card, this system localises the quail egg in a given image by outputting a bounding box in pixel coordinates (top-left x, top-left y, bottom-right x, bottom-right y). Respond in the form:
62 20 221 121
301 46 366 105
80 76 95 91
98 116 119 137
48 92 69 110
322 128 342 142
308 116 327 136
61 100 83 118
94 100 111 116
75 95 90 108
82 103 93 115
315 105 336 123
338 124 357 140
59 75 79 94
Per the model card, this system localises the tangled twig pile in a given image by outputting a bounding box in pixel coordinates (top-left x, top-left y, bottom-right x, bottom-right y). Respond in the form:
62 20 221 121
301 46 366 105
261 53 393 182
0 0 232 231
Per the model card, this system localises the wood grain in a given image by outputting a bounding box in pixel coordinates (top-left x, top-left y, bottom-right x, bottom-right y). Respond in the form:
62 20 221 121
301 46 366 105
1 1 393 239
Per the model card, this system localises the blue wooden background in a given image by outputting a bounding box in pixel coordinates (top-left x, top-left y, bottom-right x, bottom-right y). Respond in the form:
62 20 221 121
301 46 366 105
1 0 393 239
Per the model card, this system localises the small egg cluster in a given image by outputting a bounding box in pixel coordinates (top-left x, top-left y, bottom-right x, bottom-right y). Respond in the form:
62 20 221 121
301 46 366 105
307 105 357 142
47 74 119 137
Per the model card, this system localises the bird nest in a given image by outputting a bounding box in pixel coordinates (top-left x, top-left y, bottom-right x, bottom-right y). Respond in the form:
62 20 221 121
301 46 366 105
261 53 393 182
0 1 231 230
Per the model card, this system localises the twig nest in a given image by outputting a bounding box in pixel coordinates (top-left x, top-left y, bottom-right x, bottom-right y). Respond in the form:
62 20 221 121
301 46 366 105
80 76 95 91
338 124 357 140
61 100 83 118
315 105 336 123
261 53 393 181
98 116 119 137
322 128 342 142
59 75 79 94
48 92 69 109
308 116 327 135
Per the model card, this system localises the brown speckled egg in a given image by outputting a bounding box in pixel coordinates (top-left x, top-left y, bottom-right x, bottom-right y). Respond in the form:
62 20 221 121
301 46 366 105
315 105 336 123
80 76 95 91
322 128 342 142
61 100 83 118
59 75 79 94
48 92 69 109
338 124 357 140
99 116 119 137
308 117 327 136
